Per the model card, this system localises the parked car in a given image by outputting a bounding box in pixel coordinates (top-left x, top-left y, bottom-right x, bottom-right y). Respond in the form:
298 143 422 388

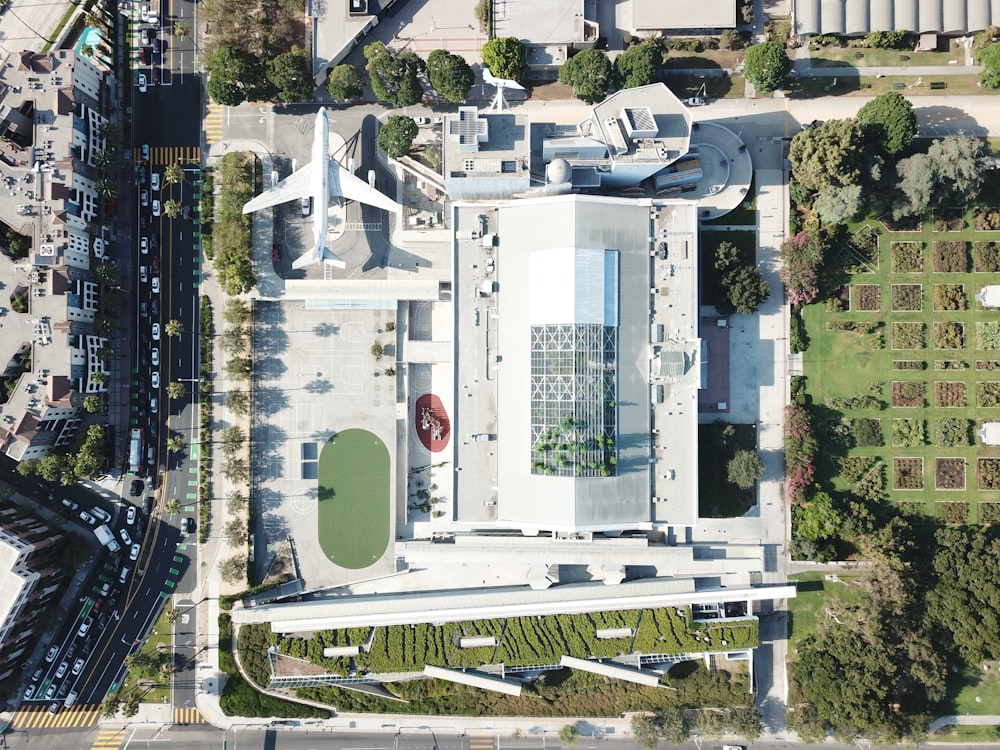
151 323 160 340
151 255 159 273
138 73 147 93
151 371 159 388
61 498 78 511
91 507 111 523
44 685 56 700
139 266 148 283
138 47 150 65
150 397 158 414
23 684 35 700
140 190 149 207
686 96 706 106
78 511 95 525
141 144 150 162
76 617 92 638
140 237 148 254
119 566 131 584
183 517 195 533
301 196 311 216
71 658 84 676
126 506 136 525
151 276 160 294
129 543 140 561
129 479 143 497
45 646 57 663
152 199 161 217
151 348 159 367
55 661 68 678
272 244 281 263
151 172 160 192
119 528 133 546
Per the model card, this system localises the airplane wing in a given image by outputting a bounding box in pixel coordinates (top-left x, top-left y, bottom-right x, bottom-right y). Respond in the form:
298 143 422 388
242 164 314 214
291 244 346 270
329 161 399 214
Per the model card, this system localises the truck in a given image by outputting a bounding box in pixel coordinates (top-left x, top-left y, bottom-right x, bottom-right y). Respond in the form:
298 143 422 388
94 525 121 553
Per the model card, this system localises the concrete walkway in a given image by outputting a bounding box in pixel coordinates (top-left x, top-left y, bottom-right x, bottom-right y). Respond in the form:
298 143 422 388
930 715 1000 732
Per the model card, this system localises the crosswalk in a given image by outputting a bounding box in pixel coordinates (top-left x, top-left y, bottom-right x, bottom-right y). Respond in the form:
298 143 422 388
173 706 206 724
91 727 127 750
132 146 201 166
9 703 100 728
469 734 495 750
204 100 224 145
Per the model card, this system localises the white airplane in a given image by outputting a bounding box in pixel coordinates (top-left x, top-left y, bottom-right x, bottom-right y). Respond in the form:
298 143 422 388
242 108 400 270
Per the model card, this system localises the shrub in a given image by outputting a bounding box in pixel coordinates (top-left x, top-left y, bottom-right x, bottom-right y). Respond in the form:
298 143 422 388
892 418 926 447
838 455 876 484
827 321 879 335
892 322 925 350
828 394 884 410
790 311 809 353
933 284 966 311
890 242 924 273
934 322 965 350
891 284 922 311
936 418 971 447
784 405 816 505
933 241 969 272
974 240 1000 271
854 461 886 502
978 381 1000 407
977 321 1000 350
851 418 883 447
892 360 926 370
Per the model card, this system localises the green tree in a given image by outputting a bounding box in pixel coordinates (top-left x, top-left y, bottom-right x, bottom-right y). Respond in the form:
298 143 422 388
894 136 985 218
91 371 109 386
615 42 660 88
856 91 917 156
101 693 121 718
813 184 863 224
743 40 791 94
121 692 140 718
789 119 865 193
724 265 769 315
481 36 527 80
82 395 102 413
727 449 765 489
364 42 425 107
979 41 1000 88
426 49 475 103
96 177 119 199
558 725 580 745
225 356 253 379
267 47 314 103
225 390 250 415
225 517 248 546
207 44 272 106
713 240 743 273
95 259 119 284
377 115 419 158
559 48 613 104
223 298 251 326
16 459 38 477
167 435 186 453
80 42 94 58
167 382 186 400
630 714 661 750
929 526 1000 664
657 707 688 745
325 64 365 102
792 491 844 540
173 21 189 39
164 498 182 514
165 319 184 337
162 199 182 218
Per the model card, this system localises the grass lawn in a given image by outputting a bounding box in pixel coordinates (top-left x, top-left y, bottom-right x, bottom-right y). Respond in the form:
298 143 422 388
318 429 390 569
698 421 757 517
700 230 756 311
808 42 963 68
663 73 743 99
800 213 1000 522
786 74 982 98
932 725 1000 742
941 661 1000 716
785 571 866 656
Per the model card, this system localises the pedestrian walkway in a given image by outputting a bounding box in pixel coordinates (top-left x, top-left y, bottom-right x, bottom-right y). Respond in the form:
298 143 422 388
131 146 201 166
930 714 1000 731
172 706 206 724
9 703 100 729
204 101 224 145
90 727 127 749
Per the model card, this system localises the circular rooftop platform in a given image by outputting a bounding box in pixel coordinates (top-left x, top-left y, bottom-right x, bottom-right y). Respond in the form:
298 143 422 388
688 122 753 221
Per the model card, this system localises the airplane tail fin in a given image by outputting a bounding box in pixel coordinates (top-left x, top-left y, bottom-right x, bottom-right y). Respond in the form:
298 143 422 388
291 240 346 270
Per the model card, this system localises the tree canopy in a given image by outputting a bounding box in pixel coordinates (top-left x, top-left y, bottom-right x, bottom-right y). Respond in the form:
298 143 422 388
615 42 660 88
743 41 791 94
789 119 865 193
266 47 314 103
326 64 366 102
558 48 613 104
813 184 863 225
426 49 475 103
481 36 527 81
978 41 1000 88
856 91 917 156
727 449 765 489
207 44 271 106
723 265 769 315
364 42 425 107
894 136 985 218
928 526 1000 665
377 115 418 158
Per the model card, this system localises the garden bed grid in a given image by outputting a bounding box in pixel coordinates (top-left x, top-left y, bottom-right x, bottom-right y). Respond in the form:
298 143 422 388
801 214 1000 521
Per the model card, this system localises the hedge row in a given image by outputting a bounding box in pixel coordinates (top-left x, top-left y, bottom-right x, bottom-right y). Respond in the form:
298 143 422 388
275 608 758 675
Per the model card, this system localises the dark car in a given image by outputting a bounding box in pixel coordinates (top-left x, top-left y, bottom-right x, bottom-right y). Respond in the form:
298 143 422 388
138 46 150 65
272 244 281 264
129 479 143 497
151 255 160 274
183 517 195 533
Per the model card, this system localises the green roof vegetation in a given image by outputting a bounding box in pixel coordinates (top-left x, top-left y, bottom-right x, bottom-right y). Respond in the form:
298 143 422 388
276 607 758 675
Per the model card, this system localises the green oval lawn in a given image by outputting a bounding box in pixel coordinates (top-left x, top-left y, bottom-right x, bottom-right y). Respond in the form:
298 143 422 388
318 429 390 569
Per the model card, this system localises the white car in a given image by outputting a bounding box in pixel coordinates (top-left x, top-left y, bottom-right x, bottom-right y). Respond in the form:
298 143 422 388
686 96 706 106
139 266 148 283
140 190 149 207
300 196 311 216
119 528 133 546
152 199 161 217
413 116 429 125
129 543 140 561
138 74 147 93
91 507 111 523
151 348 159 366
71 658 84 676
151 276 160 294
23 684 36 700
151 172 160 192
119 566 131 584
140 237 148 254
78 511 95 525
150 397 158 414
126 505 137 525
151 371 159 388
151 322 160 340
55 661 68 678
140 4 150 21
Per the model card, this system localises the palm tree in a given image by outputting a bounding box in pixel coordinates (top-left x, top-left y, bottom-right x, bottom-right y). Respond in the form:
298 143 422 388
165 319 184 337
164 498 182 514
95 259 120 284
91 371 109 386
167 435 186 453
166 382 186 400
83 395 102 413
166 607 181 624
173 21 189 39
93 150 112 169
98 121 120 143
84 10 101 28
162 199 182 219
95 177 119 199
163 163 183 185
80 43 94 58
